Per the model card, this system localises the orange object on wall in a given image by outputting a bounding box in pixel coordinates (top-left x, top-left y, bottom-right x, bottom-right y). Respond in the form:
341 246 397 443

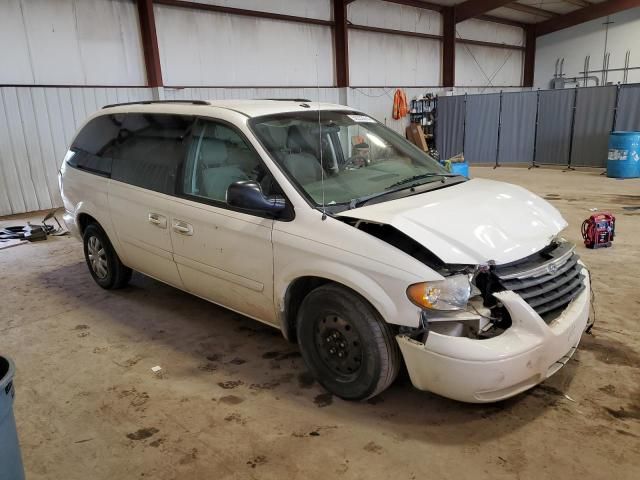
392 89 408 120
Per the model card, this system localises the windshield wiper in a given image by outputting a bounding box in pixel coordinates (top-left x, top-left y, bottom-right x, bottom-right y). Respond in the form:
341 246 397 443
348 173 460 209
385 173 458 189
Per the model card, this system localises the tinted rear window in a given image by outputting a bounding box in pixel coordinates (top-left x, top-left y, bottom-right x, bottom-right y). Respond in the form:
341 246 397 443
111 114 194 195
69 115 121 176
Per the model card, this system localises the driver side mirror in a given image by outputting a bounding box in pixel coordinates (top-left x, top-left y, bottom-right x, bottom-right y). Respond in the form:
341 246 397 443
227 180 287 216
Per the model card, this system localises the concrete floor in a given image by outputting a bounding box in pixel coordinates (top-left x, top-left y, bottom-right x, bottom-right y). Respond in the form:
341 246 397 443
1 166 639 480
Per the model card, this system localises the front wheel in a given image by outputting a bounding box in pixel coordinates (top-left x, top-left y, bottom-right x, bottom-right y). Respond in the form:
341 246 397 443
83 223 132 289
296 284 401 400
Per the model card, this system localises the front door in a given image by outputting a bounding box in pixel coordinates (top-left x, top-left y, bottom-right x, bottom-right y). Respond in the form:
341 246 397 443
167 118 277 324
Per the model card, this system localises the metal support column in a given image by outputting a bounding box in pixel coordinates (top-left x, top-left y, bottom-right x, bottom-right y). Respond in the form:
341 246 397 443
566 87 579 171
494 90 504 169
529 89 541 169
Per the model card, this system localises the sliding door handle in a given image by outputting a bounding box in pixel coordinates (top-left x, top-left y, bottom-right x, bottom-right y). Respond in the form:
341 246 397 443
148 213 167 228
173 220 193 236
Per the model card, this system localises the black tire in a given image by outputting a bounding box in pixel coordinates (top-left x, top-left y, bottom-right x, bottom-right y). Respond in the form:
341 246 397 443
296 284 401 400
83 223 132 289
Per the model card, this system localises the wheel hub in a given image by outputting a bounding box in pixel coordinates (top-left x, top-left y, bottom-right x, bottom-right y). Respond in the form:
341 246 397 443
87 236 108 279
315 314 362 377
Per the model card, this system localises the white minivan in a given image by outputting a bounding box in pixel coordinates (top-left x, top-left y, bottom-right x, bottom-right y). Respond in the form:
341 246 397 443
60 99 590 403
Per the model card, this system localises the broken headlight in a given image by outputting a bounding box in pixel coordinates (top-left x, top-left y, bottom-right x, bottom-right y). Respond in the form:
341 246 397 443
406 274 479 311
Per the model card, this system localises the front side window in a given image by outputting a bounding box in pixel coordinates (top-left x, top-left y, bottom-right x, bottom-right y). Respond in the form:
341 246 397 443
182 120 264 203
111 114 194 195
250 111 460 209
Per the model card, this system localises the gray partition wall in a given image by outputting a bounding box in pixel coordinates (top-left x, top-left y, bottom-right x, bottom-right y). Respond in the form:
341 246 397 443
498 91 538 165
436 95 465 160
570 86 617 167
464 93 500 164
615 84 640 131
434 83 639 170
535 89 576 166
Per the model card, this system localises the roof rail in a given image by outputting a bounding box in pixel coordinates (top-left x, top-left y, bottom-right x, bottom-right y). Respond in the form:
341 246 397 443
261 98 312 102
102 100 210 109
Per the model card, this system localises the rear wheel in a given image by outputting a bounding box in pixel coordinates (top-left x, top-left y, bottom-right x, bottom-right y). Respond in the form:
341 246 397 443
296 284 401 400
83 223 131 289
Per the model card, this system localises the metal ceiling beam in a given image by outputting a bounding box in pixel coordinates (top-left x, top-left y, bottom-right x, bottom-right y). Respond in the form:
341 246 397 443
455 1 516 23
349 23 524 50
477 14 527 28
153 0 334 26
348 24 442 40
536 0 640 36
564 0 592 7
457 37 525 51
504 3 557 19
380 1 526 28
381 0 443 12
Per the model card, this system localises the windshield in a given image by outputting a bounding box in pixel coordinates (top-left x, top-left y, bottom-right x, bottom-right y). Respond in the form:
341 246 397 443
249 110 459 207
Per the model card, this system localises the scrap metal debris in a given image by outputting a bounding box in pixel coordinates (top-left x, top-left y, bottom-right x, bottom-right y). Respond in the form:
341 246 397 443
0 209 68 244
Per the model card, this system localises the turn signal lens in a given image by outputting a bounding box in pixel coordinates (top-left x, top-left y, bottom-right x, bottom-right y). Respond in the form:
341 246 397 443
407 283 441 309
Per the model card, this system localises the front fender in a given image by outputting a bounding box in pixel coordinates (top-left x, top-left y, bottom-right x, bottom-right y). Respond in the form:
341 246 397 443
277 258 401 326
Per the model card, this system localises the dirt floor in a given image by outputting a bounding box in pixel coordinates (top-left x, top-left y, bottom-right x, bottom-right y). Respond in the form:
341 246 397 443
1 166 639 480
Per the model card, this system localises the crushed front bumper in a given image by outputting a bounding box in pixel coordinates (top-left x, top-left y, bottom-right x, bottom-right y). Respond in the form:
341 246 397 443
396 268 590 403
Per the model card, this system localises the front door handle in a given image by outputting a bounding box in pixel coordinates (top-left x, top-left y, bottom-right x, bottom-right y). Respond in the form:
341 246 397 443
173 220 193 236
148 213 167 229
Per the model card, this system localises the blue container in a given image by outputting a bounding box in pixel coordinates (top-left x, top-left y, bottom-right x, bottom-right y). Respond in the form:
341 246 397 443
607 131 640 178
0 356 25 480
450 162 470 178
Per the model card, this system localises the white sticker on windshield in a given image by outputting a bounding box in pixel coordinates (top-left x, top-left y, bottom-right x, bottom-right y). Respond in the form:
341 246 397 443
347 114 376 123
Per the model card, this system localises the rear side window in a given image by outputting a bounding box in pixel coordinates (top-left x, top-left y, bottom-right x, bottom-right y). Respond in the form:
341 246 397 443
111 114 194 195
68 115 121 176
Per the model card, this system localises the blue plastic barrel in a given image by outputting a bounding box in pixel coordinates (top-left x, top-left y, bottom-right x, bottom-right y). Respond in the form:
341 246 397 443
450 162 470 178
0 356 25 480
607 131 640 178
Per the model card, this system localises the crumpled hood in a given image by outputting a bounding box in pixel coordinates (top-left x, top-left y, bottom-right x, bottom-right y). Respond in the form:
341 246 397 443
337 178 567 265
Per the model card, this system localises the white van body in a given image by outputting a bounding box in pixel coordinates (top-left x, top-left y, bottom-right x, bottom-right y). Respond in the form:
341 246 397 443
60 100 590 403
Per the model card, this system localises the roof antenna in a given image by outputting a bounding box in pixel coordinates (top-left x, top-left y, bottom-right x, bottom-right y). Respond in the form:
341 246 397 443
316 53 327 221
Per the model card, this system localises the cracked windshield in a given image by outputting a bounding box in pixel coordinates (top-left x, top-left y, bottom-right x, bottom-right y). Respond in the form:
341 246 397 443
250 111 457 208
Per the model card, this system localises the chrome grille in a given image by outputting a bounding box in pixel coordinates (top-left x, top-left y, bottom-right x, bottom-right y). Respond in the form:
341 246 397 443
495 242 586 320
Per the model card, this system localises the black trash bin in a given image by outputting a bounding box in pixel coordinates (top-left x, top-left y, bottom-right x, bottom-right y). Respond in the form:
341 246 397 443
0 356 25 480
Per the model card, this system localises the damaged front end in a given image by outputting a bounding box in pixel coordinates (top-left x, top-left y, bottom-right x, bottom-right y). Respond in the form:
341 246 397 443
395 241 590 403
339 216 513 342
339 217 591 403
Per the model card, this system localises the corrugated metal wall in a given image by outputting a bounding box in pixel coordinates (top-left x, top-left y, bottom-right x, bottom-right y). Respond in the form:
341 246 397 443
162 87 341 103
155 3 336 87
0 0 145 86
0 86 152 216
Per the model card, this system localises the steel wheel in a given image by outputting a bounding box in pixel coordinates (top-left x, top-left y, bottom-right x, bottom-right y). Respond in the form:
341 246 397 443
297 284 401 400
87 235 108 279
314 313 363 380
